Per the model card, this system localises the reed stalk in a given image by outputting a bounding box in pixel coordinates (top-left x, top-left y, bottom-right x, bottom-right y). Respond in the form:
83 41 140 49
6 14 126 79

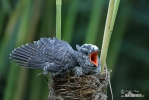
100 0 120 73
56 0 62 39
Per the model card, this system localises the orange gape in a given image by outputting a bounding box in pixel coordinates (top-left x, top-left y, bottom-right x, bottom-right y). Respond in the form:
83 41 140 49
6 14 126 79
90 52 98 67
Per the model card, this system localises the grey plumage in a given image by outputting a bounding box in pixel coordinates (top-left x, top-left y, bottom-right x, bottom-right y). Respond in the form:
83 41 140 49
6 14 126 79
74 44 101 75
10 37 101 76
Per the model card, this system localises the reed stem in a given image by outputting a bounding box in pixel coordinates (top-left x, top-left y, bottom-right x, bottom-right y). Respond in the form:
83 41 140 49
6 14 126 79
100 0 120 73
56 0 62 39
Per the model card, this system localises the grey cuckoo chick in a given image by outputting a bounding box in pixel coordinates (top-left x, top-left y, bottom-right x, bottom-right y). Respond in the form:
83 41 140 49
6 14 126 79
10 37 101 76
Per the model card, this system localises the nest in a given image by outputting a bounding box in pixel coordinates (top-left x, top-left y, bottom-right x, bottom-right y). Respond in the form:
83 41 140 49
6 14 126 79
48 70 110 100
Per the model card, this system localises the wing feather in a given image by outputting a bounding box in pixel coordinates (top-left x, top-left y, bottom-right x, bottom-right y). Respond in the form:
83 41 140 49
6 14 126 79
10 37 76 73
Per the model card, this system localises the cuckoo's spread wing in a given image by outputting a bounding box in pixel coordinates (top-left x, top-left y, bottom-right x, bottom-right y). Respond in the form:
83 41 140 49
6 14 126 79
10 37 75 73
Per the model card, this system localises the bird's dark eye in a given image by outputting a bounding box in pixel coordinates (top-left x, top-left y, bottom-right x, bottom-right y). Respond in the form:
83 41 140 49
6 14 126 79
84 52 88 55
81 48 89 55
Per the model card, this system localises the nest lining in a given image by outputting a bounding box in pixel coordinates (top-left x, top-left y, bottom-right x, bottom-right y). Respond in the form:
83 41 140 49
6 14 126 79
48 71 110 100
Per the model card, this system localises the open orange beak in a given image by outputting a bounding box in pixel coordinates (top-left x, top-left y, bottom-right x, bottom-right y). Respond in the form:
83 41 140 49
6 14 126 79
89 52 98 67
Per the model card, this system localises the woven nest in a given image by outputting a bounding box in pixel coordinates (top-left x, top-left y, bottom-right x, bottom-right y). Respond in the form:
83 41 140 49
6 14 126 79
48 70 110 100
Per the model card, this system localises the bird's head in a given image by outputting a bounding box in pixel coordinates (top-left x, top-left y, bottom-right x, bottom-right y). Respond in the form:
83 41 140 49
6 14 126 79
76 44 99 67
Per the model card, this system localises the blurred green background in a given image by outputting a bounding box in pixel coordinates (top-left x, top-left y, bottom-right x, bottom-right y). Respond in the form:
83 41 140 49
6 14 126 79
0 0 149 100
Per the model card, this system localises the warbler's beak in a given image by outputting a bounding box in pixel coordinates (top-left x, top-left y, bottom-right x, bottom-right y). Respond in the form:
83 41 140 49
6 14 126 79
90 51 98 67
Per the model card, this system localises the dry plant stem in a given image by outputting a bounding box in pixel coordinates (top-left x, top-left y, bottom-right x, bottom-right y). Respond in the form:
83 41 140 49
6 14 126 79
56 0 62 39
100 0 115 73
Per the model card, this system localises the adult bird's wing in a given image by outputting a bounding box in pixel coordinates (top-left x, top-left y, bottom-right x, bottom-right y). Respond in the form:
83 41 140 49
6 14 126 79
10 37 75 73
